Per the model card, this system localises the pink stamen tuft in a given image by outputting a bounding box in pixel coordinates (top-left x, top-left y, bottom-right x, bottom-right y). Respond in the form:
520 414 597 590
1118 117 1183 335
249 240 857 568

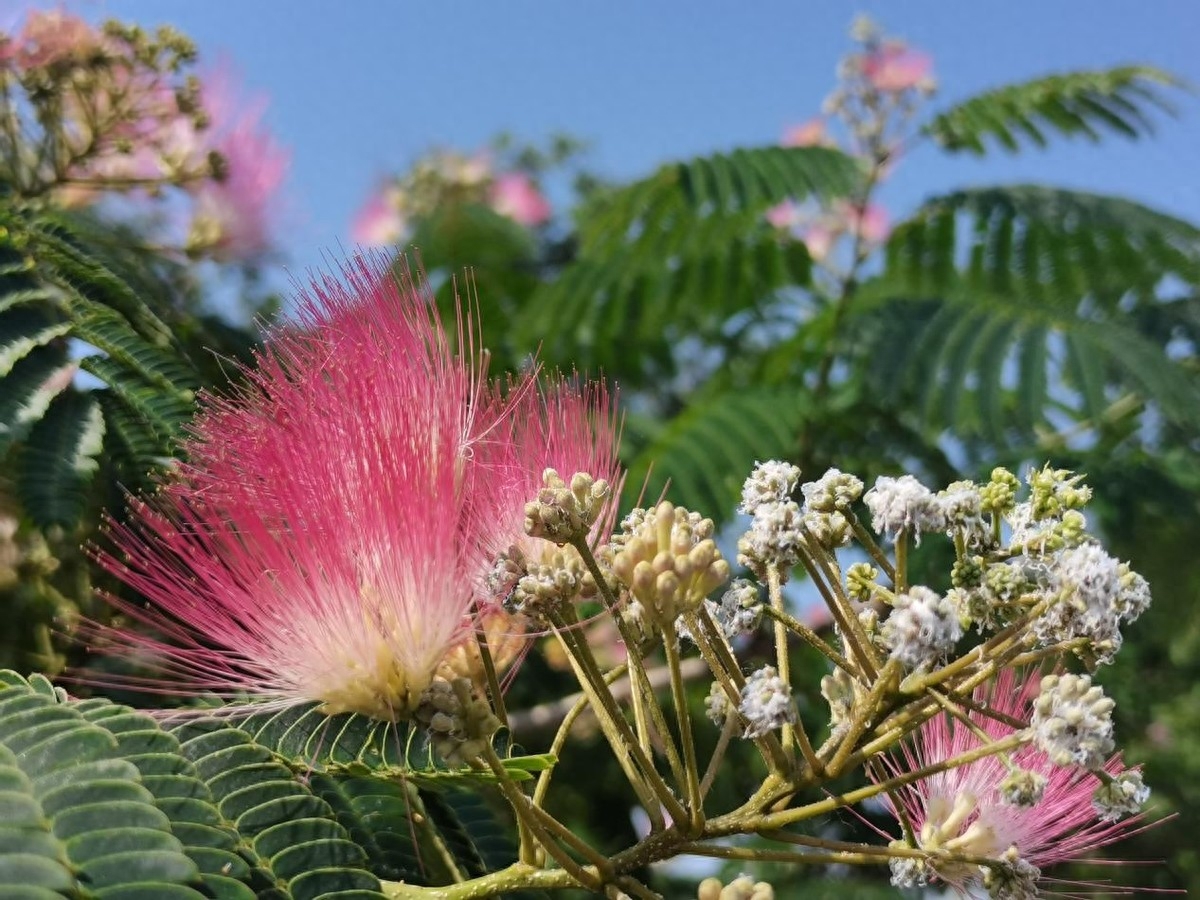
877 667 1150 893
87 256 608 720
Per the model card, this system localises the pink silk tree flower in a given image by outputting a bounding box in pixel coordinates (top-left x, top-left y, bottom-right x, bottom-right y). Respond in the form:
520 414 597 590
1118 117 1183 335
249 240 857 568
782 118 829 148
489 171 552 227
878 667 1147 894
475 375 622 587
861 43 933 93
89 259 517 721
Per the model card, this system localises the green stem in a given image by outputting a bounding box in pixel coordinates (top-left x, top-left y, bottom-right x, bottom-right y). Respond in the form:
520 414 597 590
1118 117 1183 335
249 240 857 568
471 602 508 727
759 603 854 672
569 535 688 784
794 535 878 678
847 512 897 584
531 663 628 811
479 746 603 891
894 527 909 593
661 619 705 834
825 658 900 777
550 613 686 825
699 707 741 801
765 565 796 758
628 645 689 788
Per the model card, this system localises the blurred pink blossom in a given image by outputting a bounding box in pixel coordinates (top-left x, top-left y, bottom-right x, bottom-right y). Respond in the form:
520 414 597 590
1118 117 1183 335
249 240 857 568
801 224 835 261
861 43 933 92
846 201 889 244
9 8 99 68
489 171 551 226
782 118 829 148
765 200 802 231
351 188 408 247
186 72 288 260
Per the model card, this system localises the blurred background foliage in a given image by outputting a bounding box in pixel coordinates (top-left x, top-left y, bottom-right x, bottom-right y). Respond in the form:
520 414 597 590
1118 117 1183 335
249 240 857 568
1 7 1197 896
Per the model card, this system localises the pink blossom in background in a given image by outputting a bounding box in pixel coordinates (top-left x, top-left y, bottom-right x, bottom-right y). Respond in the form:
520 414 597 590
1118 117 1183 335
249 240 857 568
9 9 99 69
489 171 552 226
800 223 834 261
782 118 829 148
479 375 622 575
878 668 1145 893
186 72 289 260
846 201 889 244
351 188 408 246
861 42 933 92
765 200 802 231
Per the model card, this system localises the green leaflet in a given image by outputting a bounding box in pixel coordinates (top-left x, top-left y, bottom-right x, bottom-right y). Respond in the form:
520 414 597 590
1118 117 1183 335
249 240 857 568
0 673 207 898
232 701 555 787
0 206 201 528
924 66 1182 155
517 146 856 375
18 391 106 529
0 672 545 896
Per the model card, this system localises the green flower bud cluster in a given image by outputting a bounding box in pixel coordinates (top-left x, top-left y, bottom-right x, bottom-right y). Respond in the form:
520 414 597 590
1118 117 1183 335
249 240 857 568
415 677 502 767
980 467 1019 515
524 468 611 545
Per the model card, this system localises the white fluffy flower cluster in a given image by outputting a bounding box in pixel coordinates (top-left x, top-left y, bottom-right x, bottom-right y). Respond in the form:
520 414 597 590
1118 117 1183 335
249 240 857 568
820 666 861 733
799 469 864 548
705 680 731 724
864 474 946 541
711 578 762 637
738 665 797 738
1035 543 1151 665
1031 673 1115 770
1092 770 1150 822
888 848 930 889
801 467 864 512
880 586 962 670
676 579 761 642
938 479 990 547
998 768 1047 807
739 460 801 515
737 498 805 578
737 460 808 578
980 847 1040 900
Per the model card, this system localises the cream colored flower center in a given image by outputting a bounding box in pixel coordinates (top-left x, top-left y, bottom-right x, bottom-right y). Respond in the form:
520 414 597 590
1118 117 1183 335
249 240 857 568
918 792 1007 879
311 582 433 721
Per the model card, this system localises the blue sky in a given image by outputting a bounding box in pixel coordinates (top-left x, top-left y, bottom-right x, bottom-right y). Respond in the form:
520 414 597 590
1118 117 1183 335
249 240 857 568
82 1 1200 280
